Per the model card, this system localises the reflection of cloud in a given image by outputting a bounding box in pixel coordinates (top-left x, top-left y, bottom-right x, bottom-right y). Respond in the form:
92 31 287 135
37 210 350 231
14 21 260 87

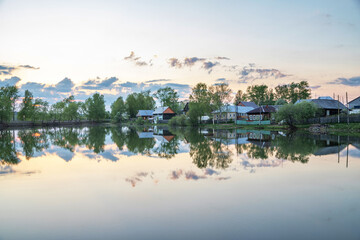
215 177 231 181
204 168 219 176
170 170 183 180
125 172 150 187
185 171 206 180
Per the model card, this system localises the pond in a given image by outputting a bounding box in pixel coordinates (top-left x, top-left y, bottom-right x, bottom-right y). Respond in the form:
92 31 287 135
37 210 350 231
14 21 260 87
1 126 359 240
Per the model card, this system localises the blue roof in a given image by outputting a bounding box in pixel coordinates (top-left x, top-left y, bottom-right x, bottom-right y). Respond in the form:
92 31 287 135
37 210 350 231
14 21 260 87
136 110 154 117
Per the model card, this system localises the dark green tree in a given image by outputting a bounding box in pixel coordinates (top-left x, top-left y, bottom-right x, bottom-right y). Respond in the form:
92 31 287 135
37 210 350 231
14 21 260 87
86 93 106 121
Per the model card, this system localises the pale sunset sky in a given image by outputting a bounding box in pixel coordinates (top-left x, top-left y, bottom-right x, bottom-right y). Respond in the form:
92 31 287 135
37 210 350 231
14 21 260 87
0 0 359 106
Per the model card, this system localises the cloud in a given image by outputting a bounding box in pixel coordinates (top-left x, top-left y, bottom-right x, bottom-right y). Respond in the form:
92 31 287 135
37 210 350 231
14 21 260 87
168 58 182 68
79 77 118 90
0 64 39 76
183 57 206 67
50 77 75 92
19 65 40 70
124 51 151 67
310 85 321 89
0 76 21 87
202 61 219 74
215 56 230 60
328 76 360 86
185 171 206 180
236 64 290 83
145 79 171 83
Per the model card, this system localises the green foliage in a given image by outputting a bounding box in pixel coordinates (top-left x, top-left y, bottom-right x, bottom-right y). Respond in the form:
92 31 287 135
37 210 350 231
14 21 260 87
245 85 275 105
126 91 155 118
153 87 180 113
135 117 145 125
111 96 126 122
276 102 318 128
187 103 206 126
275 99 287 105
275 81 311 103
168 115 187 126
18 90 35 121
234 89 247 104
34 99 49 121
86 93 106 122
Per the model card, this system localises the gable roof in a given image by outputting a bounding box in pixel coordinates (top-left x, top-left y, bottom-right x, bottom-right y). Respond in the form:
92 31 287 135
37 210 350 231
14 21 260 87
212 105 255 114
238 101 259 108
296 99 346 110
136 110 154 117
349 96 360 104
247 105 277 114
153 106 175 114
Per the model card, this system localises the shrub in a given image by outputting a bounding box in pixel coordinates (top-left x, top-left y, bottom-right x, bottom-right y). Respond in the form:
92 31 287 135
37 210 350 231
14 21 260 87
168 115 187 126
135 117 145 125
275 102 318 128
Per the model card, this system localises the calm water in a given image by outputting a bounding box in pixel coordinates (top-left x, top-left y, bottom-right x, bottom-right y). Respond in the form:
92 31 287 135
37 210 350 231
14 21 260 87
0 126 359 240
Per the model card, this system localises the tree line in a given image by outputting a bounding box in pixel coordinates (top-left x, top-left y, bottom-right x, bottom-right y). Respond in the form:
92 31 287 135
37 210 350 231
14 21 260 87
0 80 311 124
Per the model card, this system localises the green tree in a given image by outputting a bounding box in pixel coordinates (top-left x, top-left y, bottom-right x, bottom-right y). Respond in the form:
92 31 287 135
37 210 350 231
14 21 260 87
188 83 212 125
275 81 311 104
34 99 49 121
18 90 35 121
246 85 275 105
126 91 155 118
234 89 247 105
153 87 180 113
86 93 106 122
209 83 232 123
0 88 12 123
111 96 126 122
275 102 318 128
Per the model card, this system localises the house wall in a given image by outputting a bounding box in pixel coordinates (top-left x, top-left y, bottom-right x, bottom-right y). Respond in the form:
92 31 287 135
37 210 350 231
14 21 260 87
213 112 237 121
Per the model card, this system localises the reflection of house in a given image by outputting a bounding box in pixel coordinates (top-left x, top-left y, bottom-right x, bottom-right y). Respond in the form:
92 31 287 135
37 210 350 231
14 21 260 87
247 106 277 121
313 145 346 156
296 97 346 116
212 105 255 122
136 110 154 120
153 107 176 123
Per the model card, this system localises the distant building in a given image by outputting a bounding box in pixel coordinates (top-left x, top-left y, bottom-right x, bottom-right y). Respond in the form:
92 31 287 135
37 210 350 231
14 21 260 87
136 110 154 120
349 96 360 110
296 97 346 116
182 102 189 115
212 105 255 122
153 107 176 123
246 105 278 121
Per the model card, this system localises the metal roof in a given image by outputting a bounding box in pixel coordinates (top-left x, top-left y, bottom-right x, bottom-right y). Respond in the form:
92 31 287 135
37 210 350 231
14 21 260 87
212 105 255 114
247 106 277 114
238 101 259 108
296 99 346 110
153 106 170 114
136 110 154 117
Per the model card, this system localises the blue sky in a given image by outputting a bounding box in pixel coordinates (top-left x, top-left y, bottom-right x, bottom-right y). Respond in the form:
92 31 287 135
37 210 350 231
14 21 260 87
0 0 359 106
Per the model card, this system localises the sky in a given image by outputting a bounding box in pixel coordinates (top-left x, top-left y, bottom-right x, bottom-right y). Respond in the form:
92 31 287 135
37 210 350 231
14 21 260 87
0 0 360 107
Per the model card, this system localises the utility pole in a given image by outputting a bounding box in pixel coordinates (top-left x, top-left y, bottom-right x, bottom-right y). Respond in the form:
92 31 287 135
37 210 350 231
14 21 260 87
346 92 349 125
337 95 340 124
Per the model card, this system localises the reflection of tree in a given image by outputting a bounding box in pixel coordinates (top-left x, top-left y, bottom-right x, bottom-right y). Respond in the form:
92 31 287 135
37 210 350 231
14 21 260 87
185 128 233 169
84 126 107 154
246 144 275 160
153 135 179 159
125 129 155 155
273 134 317 163
111 127 127 150
48 127 85 152
18 129 49 160
0 130 19 165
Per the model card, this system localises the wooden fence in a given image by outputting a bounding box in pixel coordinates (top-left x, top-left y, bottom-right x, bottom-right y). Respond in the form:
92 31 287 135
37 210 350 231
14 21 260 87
303 114 360 124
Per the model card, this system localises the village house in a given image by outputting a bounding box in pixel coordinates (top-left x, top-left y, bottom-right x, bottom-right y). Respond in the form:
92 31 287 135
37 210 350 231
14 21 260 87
136 110 154 120
296 97 346 116
212 105 255 122
153 106 176 123
246 105 278 121
349 96 360 114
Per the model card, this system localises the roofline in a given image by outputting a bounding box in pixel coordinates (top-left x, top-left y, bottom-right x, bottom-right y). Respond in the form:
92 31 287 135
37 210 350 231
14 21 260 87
349 96 360 104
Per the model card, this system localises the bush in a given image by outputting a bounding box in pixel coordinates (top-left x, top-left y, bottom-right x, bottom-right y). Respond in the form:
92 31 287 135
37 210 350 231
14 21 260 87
275 102 318 128
168 115 187 126
135 117 145 125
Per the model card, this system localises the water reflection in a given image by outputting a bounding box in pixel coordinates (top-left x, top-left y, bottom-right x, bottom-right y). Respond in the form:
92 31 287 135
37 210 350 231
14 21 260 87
0 126 359 170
